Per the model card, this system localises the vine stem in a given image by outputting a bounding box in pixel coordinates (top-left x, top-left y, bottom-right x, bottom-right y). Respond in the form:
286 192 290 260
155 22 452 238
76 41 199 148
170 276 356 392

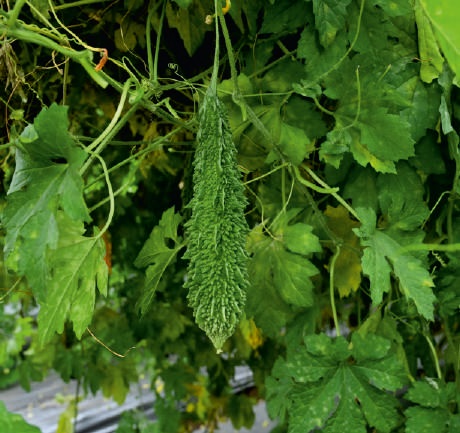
48 0 98 52
343 66 362 130
401 242 460 253
442 321 460 387
53 0 111 10
80 79 133 174
219 8 280 153
7 0 27 27
300 164 361 221
244 162 290 185
315 0 366 83
210 0 220 91
330 246 341 337
424 333 442 380
147 0 166 83
0 22 108 88
86 327 136 358
0 277 24 302
84 126 184 188
91 153 114 241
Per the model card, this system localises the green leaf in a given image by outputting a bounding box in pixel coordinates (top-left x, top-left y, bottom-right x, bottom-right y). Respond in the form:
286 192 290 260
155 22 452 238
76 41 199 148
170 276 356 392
260 0 311 34
343 107 414 173
227 394 256 430
419 0 460 84
37 213 108 345
116 411 155 433
0 401 41 433
405 407 449 433
101 365 130 404
165 1 211 56
283 223 321 256
172 0 192 7
2 103 89 299
312 0 352 47
354 208 436 320
283 96 328 140
322 59 416 173
265 370 293 423
246 211 321 336
233 104 281 170
373 0 412 17
114 20 146 51
399 76 442 142
320 128 352 168
377 163 429 231
267 333 407 433
297 27 348 89
410 133 446 176
343 166 379 211
268 122 311 166
414 0 444 83
154 398 181 433
135 207 184 315
404 379 458 433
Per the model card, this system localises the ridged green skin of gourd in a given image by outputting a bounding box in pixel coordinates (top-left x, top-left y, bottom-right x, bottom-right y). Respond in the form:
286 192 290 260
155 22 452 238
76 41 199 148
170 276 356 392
184 86 249 352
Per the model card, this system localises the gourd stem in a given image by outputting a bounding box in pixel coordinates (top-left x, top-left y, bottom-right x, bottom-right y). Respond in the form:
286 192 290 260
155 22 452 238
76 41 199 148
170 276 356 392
210 0 220 92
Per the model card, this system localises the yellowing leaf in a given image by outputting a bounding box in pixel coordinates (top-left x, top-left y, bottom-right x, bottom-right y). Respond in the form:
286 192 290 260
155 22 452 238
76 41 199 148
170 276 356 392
239 317 264 350
56 401 76 433
324 205 362 297
185 377 210 420
101 366 129 405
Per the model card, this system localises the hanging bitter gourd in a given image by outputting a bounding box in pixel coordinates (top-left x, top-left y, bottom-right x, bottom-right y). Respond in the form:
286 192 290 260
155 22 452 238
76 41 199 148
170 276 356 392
184 82 249 352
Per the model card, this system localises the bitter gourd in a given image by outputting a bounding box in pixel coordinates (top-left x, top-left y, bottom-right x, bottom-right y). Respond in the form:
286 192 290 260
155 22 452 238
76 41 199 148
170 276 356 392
184 84 249 352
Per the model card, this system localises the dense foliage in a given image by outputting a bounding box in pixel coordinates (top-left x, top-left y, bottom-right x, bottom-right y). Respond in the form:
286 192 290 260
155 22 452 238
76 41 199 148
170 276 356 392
0 0 459 432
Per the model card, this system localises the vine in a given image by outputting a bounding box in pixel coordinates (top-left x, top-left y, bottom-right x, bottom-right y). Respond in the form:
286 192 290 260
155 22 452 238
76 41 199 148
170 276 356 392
1 1 460 433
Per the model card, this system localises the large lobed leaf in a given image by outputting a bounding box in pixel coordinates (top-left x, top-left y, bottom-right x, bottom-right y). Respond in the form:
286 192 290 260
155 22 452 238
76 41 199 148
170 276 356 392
404 379 460 433
354 208 435 320
267 333 408 433
2 104 108 344
3 103 89 299
246 209 321 337
312 0 352 48
37 213 108 345
321 58 416 173
134 207 184 316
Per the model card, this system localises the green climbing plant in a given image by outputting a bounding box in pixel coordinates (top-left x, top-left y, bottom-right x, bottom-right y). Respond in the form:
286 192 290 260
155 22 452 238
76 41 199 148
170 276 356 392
1 0 460 432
